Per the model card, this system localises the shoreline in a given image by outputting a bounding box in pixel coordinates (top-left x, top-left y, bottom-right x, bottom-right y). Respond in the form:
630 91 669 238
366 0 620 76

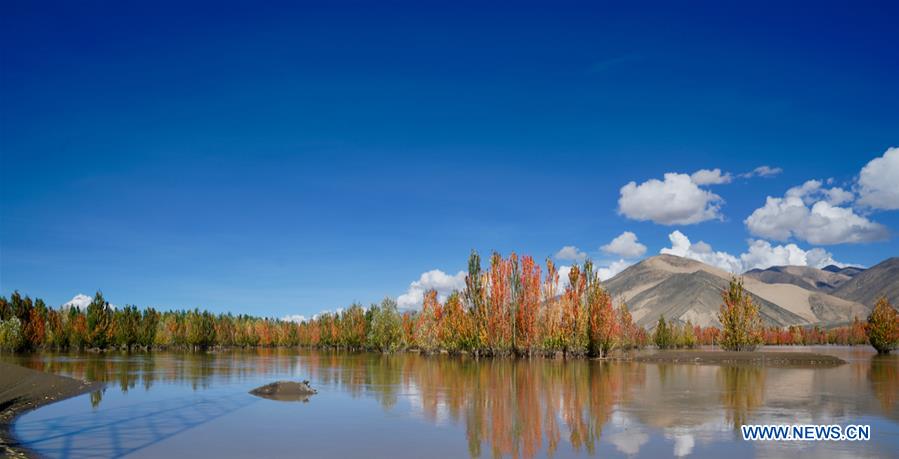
0 361 100 458
631 350 846 366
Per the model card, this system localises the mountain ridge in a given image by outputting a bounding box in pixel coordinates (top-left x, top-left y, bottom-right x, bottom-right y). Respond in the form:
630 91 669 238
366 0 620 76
604 254 874 328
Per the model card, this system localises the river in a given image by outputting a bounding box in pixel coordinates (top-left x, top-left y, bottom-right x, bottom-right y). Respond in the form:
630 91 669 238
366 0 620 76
2 346 896 458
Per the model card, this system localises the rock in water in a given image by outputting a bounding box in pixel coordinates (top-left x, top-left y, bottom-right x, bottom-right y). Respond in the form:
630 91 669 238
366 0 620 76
250 380 318 402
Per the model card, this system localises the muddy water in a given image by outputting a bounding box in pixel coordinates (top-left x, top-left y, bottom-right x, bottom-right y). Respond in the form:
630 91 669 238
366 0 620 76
3 346 897 458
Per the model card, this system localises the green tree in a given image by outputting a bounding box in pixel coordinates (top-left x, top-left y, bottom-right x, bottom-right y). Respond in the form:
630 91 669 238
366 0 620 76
717 277 763 351
653 315 673 349
682 320 697 348
86 291 112 348
186 309 216 349
0 317 26 352
464 250 486 350
368 298 402 352
138 308 159 348
867 297 899 354
113 305 141 349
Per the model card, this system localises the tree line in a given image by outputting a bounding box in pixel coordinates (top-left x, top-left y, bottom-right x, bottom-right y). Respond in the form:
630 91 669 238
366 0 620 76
1 251 897 354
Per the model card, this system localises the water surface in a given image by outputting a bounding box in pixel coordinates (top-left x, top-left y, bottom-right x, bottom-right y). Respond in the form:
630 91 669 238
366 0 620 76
3 347 897 458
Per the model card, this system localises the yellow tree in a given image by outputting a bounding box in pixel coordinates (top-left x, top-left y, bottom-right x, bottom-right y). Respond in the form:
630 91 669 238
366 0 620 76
541 258 563 352
416 290 442 352
717 277 762 351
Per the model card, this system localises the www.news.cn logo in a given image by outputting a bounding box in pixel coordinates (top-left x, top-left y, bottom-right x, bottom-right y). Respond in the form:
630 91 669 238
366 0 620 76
741 424 871 441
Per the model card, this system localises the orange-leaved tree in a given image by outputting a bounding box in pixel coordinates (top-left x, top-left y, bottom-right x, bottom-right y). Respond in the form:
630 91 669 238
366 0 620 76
561 264 587 354
516 255 541 354
867 297 899 354
586 267 617 358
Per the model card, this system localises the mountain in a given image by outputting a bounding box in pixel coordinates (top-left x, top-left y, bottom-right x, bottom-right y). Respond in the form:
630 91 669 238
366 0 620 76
822 265 866 277
832 257 899 308
604 254 870 328
743 265 852 293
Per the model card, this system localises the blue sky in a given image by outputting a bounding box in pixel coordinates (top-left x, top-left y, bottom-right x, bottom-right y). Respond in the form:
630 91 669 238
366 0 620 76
2 1 898 318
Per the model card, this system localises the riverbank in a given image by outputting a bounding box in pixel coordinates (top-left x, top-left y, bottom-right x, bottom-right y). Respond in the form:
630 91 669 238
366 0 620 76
0 361 100 458
633 350 846 366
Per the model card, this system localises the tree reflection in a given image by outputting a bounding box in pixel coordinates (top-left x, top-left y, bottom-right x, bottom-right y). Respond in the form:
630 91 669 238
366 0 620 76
718 365 765 429
868 356 898 418
297 355 641 459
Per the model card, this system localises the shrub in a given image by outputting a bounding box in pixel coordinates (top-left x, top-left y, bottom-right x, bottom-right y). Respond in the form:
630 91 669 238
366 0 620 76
0 317 26 352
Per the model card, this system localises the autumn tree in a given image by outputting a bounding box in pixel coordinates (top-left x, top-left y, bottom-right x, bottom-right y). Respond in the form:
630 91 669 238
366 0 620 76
541 258 564 352
441 292 475 352
487 252 513 353
25 299 48 349
616 302 637 350
561 264 587 354
585 265 617 358
717 277 763 352
45 309 67 349
415 290 442 352
340 304 368 350
516 255 541 354
867 297 899 354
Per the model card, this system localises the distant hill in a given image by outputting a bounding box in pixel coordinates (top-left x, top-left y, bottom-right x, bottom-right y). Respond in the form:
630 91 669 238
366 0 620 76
604 254 870 329
822 265 866 277
743 265 852 293
832 257 899 308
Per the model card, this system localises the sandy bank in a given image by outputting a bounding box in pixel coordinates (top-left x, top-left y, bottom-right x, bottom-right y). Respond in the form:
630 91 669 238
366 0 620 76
633 350 846 367
0 361 100 458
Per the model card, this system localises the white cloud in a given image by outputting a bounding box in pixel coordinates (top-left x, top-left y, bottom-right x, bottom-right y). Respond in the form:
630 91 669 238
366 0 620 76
857 146 899 210
601 231 647 258
824 187 854 206
555 259 631 287
397 269 466 309
598 259 632 281
784 179 854 205
618 172 724 225
609 429 649 455
661 231 855 272
740 165 783 178
660 230 742 272
690 168 732 185
739 239 851 271
668 432 695 457
555 265 573 293
281 314 308 323
62 294 93 310
745 180 889 244
554 245 587 262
